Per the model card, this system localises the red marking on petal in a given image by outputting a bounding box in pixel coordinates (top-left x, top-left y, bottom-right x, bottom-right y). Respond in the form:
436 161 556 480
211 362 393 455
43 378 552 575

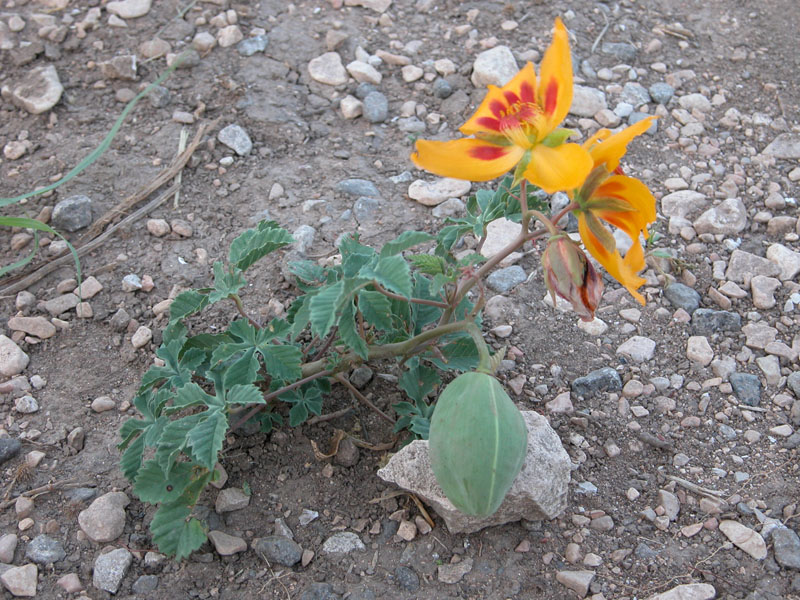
476 116 501 132
614 165 625 175
520 81 534 103
544 80 558 116
504 90 520 106
468 145 509 161
489 99 506 118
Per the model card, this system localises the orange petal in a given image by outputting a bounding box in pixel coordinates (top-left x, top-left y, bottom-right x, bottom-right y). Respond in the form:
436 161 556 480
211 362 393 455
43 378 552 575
577 213 647 304
460 63 538 136
587 117 657 171
411 138 525 181
523 142 593 194
537 17 573 136
622 237 647 275
593 175 657 230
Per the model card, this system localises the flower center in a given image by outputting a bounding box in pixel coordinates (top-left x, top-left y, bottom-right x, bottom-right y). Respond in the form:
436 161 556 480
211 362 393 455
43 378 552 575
498 102 542 148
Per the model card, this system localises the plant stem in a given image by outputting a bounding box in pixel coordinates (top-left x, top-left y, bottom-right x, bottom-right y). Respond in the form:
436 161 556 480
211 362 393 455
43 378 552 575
371 281 449 308
334 374 395 424
230 295 261 329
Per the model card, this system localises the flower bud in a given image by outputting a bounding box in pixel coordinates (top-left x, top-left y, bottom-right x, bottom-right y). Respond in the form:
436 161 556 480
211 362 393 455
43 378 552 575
542 234 604 321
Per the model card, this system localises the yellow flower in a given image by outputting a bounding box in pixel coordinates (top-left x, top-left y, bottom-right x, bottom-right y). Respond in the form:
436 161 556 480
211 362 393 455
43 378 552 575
410 18 592 194
572 117 657 304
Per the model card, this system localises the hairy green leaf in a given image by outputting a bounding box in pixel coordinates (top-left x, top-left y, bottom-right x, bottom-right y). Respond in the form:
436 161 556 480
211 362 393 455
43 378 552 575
262 345 303 382
427 337 480 371
119 433 146 482
226 383 264 405
309 279 343 338
379 230 434 258
229 220 294 271
356 290 394 332
223 347 259 389
208 261 246 303
399 360 440 404
187 409 227 470
359 255 412 298
134 459 194 504
409 254 446 275
169 291 210 324
338 299 368 360
166 382 219 414
150 503 207 559
155 413 204 475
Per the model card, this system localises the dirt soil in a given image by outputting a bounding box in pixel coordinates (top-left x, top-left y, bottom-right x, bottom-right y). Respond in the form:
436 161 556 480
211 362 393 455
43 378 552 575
1 0 800 599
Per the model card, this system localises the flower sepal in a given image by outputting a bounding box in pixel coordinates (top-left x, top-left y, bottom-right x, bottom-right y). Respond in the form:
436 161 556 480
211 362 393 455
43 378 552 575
542 233 604 321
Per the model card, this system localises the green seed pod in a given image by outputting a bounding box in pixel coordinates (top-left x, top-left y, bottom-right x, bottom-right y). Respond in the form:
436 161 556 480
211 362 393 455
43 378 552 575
428 371 528 516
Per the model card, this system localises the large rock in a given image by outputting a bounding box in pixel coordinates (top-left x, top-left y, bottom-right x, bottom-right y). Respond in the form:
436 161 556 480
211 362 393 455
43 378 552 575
471 46 518 88
0 335 29 377
571 367 622 397
3 65 63 114
660 190 709 219
308 52 348 86
646 583 716 600
726 250 781 283
766 243 800 281
52 195 93 232
407 178 471 207
106 0 152 19
93 548 133 593
377 411 570 534
719 520 767 560
77 492 129 543
692 198 747 235
0 564 37 597
763 133 800 159
570 85 607 117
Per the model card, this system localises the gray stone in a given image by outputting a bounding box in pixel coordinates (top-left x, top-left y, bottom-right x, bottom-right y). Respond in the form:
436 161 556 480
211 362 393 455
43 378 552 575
693 198 747 235
334 436 360 468
487 266 526 293
362 91 388 123
0 438 21 465
763 133 800 159
432 78 453 99
649 82 675 105
5 65 63 114
601 41 637 61
353 197 382 222
300 582 340 600
660 190 709 219
617 336 656 362
0 534 17 564
0 336 29 377
101 55 138 81
772 527 800 569
767 243 800 281
438 558 473 583
355 82 377 99
397 116 426 133
237 34 268 56
728 373 761 406
629 112 658 133
65 487 97 502
253 536 302 566
788 372 800 398
24 535 65 565
719 424 737 440
336 179 379 198
691 309 741 335
52 195 93 232
570 85 607 117
726 250 781 283
377 411 570 534
207 531 246 555
557 570 595 597
471 45 517 87
664 283 701 313
571 367 622 398
217 124 252 156
148 85 170 107
321 532 365 554
350 366 373 389
14 395 38 414
432 198 465 218
215 488 250 513
93 548 133 594
393 566 419 592
132 575 159 594
42 293 79 316
620 82 651 107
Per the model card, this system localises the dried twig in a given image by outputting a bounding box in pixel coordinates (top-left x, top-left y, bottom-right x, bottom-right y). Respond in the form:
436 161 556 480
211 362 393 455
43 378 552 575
0 479 94 510
334 374 395 424
306 407 353 425
665 474 725 499
591 11 611 54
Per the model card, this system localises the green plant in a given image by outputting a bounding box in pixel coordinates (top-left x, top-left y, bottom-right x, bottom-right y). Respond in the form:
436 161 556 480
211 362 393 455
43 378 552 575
118 178 557 558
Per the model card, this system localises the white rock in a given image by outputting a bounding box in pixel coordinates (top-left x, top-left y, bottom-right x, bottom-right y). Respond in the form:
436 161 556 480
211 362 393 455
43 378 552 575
766 243 800 281
4 65 63 114
660 190 709 219
0 335 29 377
93 547 133 593
577 317 608 335
471 46 518 87
686 336 713 366
106 0 151 19
321 532 365 554
401 65 424 82
217 25 243 48
408 178 471 206
340 95 363 119
719 520 767 560
91 396 116 412
344 0 392 12
377 411 570 534
692 198 747 235
308 52 348 86
217 124 252 156
14 395 38 414
346 60 382 84
78 492 129 543
646 583 716 600
750 275 781 309
131 326 153 349
556 570 595 597
0 564 37 597
480 218 521 259
193 31 216 52
570 85 607 117
616 336 656 363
